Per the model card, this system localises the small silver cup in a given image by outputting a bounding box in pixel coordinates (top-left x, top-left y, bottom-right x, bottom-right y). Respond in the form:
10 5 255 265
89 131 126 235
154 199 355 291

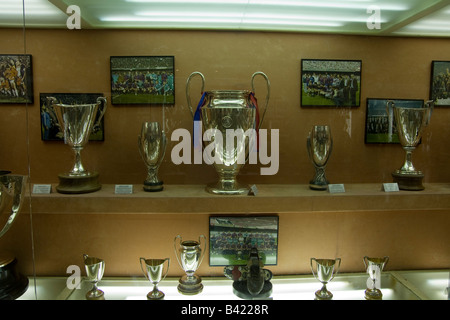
310 258 341 300
83 254 105 300
363 256 389 300
140 257 170 300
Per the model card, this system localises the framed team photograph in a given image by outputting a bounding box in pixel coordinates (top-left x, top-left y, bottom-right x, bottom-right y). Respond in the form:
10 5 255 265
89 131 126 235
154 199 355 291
301 59 361 107
209 215 279 267
430 60 450 107
365 98 424 144
40 93 105 141
110 56 175 105
0 54 33 104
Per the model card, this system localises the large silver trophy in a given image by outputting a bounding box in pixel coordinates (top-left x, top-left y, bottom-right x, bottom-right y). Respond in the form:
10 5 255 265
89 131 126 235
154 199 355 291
174 235 206 295
307 125 333 190
140 257 170 300
138 122 167 192
83 254 105 300
186 71 270 195
47 96 107 194
310 258 341 300
363 256 389 300
386 100 433 190
0 174 28 300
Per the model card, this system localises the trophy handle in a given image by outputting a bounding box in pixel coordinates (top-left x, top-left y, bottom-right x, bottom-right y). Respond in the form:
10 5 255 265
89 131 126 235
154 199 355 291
198 234 207 267
46 96 61 129
186 72 205 119
424 100 434 126
251 71 270 128
385 100 395 124
363 256 369 270
173 235 183 268
310 258 318 280
93 97 107 130
0 175 27 238
161 257 170 281
139 257 148 280
330 258 341 281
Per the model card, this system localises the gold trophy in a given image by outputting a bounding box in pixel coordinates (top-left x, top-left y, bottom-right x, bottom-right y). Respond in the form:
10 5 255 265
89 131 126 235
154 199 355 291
186 71 270 195
310 258 341 300
386 100 433 190
47 96 107 194
83 254 105 300
140 257 170 300
174 235 206 295
138 122 167 192
307 125 333 190
363 256 389 300
0 174 28 300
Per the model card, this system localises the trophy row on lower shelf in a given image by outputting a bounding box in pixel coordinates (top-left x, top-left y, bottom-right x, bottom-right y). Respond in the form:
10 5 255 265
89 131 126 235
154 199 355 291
83 235 389 301
44 71 435 196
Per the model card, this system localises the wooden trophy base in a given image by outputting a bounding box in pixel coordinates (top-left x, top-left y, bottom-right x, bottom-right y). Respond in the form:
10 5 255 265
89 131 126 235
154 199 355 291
0 252 28 300
56 171 101 194
392 171 424 191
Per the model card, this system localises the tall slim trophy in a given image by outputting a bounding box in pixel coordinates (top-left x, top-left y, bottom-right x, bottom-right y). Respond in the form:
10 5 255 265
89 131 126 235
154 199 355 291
140 257 170 300
186 71 270 195
310 258 341 300
47 96 107 194
83 254 105 300
138 122 167 192
307 125 332 190
386 100 433 190
0 174 28 300
363 256 389 300
174 235 206 295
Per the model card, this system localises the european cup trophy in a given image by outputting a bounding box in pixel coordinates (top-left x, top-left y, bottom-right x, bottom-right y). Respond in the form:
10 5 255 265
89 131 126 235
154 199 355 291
310 258 341 300
0 174 28 300
386 100 433 190
83 254 105 300
138 122 167 192
307 125 333 190
174 235 206 295
186 71 270 195
47 96 107 194
140 257 170 299
363 256 389 300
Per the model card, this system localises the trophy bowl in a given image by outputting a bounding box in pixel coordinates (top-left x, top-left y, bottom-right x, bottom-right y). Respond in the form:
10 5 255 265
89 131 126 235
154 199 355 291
174 235 206 295
186 71 270 195
310 258 341 300
140 257 170 300
363 256 389 300
0 174 28 300
83 254 105 300
138 121 167 192
386 100 433 190
307 125 332 190
47 96 107 194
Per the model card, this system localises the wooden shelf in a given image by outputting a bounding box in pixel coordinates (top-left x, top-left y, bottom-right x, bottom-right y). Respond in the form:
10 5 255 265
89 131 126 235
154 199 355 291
26 183 450 215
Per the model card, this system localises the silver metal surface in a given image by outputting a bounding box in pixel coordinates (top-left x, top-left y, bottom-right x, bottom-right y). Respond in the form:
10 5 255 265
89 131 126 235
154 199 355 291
307 125 332 190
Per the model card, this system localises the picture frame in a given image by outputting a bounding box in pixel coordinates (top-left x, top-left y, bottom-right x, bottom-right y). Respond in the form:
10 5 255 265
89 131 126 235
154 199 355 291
209 215 279 267
40 93 105 141
430 60 450 107
301 59 361 107
0 54 33 104
365 98 424 144
110 56 175 105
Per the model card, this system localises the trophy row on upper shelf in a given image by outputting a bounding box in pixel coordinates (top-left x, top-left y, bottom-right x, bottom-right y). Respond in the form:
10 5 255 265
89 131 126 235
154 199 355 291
44 71 434 195
83 235 390 300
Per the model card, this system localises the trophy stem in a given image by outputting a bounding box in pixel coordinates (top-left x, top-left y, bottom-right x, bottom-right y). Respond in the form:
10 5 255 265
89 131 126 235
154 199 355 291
310 166 329 190
400 147 419 173
206 172 248 195
392 147 424 191
71 146 86 175
315 283 333 300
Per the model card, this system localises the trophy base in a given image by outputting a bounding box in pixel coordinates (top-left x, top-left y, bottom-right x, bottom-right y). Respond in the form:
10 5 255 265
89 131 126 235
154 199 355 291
206 180 249 195
314 289 333 300
365 288 383 300
392 171 424 191
85 289 105 300
309 181 329 191
143 181 164 192
0 254 29 300
147 289 165 300
177 275 203 295
232 280 273 300
56 171 101 194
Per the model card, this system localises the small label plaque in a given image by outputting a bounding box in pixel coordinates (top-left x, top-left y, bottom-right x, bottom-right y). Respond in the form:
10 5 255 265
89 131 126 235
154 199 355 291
328 184 345 194
248 184 258 196
115 184 133 194
32 184 52 194
382 183 399 192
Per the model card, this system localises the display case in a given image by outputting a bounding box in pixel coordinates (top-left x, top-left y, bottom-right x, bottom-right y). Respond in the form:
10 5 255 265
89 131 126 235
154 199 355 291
0 0 449 302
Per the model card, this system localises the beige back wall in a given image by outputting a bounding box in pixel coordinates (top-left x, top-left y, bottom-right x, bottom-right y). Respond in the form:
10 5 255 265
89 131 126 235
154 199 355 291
0 28 449 185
